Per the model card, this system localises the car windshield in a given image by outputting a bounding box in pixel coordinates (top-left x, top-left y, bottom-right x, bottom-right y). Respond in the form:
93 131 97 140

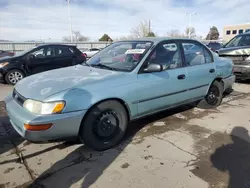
225 35 243 48
13 46 37 57
224 35 250 48
85 41 153 72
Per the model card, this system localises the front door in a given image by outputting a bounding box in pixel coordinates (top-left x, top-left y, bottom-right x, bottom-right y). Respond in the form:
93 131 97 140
136 41 190 116
25 46 55 75
181 41 216 99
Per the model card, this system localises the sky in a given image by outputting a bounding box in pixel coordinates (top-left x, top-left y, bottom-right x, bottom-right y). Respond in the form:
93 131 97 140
0 0 250 41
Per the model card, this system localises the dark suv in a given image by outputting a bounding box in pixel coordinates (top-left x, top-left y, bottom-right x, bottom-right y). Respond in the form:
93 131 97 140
0 44 86 85
218 33 250 80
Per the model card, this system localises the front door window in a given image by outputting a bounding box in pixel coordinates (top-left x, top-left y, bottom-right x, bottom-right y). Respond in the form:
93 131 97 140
146 42 183 70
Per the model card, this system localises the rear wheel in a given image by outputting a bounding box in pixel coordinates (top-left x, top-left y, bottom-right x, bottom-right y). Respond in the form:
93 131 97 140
198 81 223 109
79 100 128 151
5 69 25 85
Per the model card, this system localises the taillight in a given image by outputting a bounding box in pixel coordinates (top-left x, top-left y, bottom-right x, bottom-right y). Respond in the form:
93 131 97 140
81 53 87 57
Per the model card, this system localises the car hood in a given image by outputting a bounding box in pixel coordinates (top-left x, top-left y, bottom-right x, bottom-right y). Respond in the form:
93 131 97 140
0 56 14 62
0 55 22 62
14 65 124 101
218 46 250 56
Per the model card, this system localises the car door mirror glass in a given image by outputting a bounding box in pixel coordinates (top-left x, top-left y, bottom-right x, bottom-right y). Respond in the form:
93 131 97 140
143 63 163 73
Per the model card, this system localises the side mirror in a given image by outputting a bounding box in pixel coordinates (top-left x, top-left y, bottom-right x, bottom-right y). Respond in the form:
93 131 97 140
143 63 163 73
27 54 35 60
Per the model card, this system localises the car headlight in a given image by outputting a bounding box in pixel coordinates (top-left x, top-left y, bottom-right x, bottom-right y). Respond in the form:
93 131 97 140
245 56 250 61
23 99 65 115
0 62 9 68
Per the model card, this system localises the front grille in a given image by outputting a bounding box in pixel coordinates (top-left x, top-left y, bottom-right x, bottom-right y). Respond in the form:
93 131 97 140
12 89 26 106
232 60 248 65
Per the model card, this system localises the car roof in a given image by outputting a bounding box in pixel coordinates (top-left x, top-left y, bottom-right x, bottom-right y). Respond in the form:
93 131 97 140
117 37 200 43
35 44 76 48
237 32 250 37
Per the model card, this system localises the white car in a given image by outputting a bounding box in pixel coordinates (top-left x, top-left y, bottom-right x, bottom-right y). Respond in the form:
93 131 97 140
82 48 100 58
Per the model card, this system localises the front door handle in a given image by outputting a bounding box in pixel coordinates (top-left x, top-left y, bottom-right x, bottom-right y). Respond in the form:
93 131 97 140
209 69 215 73
177 74 186 80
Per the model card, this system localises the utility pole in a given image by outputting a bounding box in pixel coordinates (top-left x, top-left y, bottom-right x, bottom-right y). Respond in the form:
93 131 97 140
186 12 197 38
67 0 73 42
149 20 151 34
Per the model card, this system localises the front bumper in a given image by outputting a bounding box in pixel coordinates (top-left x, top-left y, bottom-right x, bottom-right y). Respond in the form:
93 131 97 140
222 74 236 92
4 94 86 142
233 64 250 80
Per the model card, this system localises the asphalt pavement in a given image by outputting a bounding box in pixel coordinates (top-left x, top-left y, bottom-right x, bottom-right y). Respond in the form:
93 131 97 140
0 84 13 101
1 83 250 188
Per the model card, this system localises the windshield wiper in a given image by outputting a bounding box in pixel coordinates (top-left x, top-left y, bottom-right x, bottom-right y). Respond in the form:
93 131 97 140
82 61 92 68
91 63 117 71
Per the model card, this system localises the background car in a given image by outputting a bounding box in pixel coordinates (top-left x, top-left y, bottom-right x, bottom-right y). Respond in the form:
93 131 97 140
5 38 235 151
0 44 86 85
206 42 222 52
0 50 15 58
217 32 250 80
81 48 100 58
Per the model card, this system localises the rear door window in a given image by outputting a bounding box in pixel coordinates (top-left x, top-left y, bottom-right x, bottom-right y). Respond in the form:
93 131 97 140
182 42 212 66
55 46 74 56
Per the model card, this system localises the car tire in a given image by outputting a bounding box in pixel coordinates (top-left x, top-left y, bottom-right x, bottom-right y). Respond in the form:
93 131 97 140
79 100 128 151
198 81 223 109
5 69 25 85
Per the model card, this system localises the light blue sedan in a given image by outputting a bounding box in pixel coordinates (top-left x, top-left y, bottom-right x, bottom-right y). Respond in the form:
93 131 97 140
4 38 235 151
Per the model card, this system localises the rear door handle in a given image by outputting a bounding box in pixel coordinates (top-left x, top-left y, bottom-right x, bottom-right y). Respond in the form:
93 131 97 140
209 69 215 73
177 74 186 80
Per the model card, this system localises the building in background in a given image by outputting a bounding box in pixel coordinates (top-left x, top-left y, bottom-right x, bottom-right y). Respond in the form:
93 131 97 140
223 23 250 42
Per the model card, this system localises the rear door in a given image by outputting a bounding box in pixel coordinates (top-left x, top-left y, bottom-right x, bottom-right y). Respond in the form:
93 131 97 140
53 46 75 69
181 40 216 99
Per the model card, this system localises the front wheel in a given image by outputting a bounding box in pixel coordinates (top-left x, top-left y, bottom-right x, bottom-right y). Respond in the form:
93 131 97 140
198 81 223 109
5 69 25 85
79 100 128 151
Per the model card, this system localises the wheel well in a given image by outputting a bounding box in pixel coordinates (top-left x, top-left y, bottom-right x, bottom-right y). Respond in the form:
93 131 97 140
214 77 224 88
100 98 131 120
207 78 224 94
5 68 25 76
78 98 131 136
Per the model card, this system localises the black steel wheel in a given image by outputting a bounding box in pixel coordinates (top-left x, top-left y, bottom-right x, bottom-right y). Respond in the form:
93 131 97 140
197 80 223 109
93 111 120 142
79 100 128 151
206 85 220 106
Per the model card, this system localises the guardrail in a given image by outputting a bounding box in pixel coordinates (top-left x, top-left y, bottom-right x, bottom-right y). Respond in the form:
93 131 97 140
0 40 223 55
0 42 111 55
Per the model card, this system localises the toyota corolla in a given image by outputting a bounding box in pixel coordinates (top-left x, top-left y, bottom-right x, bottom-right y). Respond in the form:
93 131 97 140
5 38 235 151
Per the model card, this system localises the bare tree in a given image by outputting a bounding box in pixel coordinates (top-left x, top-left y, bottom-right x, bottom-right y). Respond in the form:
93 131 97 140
62 31 90 42
185 27 196 38
62 36 71 42
166 29 185 37
130 20 155 38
